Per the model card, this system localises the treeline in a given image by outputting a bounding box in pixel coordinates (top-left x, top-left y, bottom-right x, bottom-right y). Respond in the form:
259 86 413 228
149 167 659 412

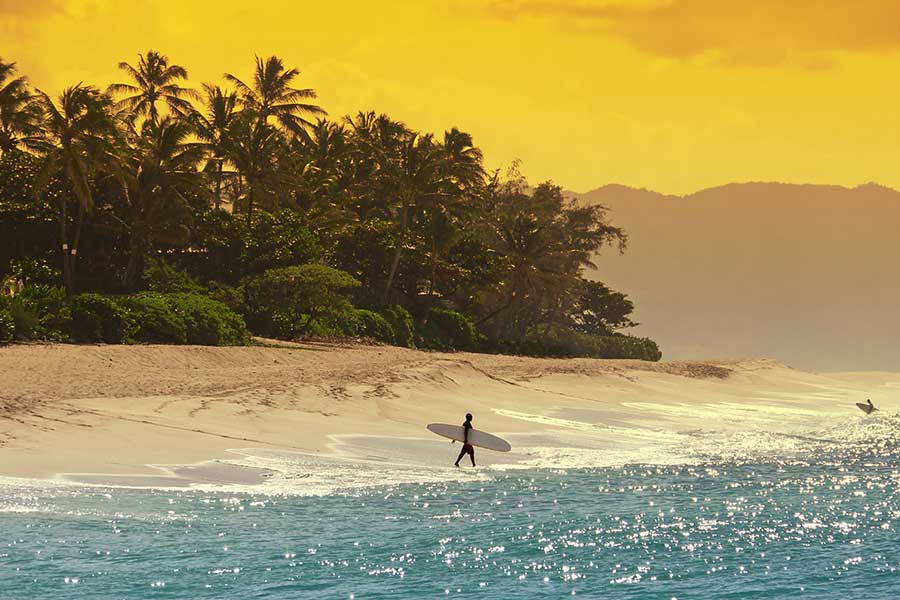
0 52 660 360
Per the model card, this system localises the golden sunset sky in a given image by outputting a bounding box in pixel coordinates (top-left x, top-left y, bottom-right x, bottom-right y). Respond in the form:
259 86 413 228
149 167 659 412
3 0 900 194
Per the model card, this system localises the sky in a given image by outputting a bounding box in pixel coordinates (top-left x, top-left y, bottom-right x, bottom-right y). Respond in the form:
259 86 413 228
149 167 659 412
3 0 900 194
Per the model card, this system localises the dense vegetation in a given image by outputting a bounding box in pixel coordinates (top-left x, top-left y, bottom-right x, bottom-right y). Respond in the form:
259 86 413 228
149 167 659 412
0 52 660 360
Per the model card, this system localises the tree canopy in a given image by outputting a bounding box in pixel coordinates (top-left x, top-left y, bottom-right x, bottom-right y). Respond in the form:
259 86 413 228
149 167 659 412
0 51 659 360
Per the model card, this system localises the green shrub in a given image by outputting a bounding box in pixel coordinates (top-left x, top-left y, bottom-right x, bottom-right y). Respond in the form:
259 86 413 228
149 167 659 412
119 292 249 346
302 317 330 338
274 309 393 343
68 293 135 343
323 310 364 337
164 293 250 346
6 258 60 287
302 312 350 338
417 308 483 351
0 303 14 343
612 334 662 361
8 285 70 341
379 304 414 348
120 293 188 344
495 326 661 361
7 299 35 340
243 265 360 339
141 261 206 294
208 281 244 312
353 309 395 343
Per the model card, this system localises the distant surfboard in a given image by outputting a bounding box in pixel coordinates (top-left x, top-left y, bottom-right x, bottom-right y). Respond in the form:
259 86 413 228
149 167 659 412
426 423 512 452
856 402 877 415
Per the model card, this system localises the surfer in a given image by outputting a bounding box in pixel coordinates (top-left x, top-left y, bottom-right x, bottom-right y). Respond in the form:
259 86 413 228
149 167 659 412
454 413 476 467
856 398 877 414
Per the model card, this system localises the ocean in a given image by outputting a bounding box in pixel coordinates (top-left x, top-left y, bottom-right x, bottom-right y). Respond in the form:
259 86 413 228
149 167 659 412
2 414 899 599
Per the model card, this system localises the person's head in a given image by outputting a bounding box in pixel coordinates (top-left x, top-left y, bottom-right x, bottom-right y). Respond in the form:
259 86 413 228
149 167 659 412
868 399 873 404
465 413 473 422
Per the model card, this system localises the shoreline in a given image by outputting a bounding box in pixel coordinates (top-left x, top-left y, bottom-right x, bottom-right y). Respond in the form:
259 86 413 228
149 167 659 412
0 342 895 490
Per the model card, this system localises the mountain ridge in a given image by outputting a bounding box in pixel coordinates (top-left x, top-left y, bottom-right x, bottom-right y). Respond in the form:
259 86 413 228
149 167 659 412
566 181 900 371
569 181 899 201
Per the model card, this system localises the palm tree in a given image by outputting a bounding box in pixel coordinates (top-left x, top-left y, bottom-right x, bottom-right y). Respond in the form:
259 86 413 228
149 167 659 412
121 116 206 288
225 55 325 138
107 50 196 124
422 204 462 299
378 133 446 304
224 111 286 223
221 56 324 224
421 129 485 307
0 58 43 156
343 111 403 220
189 83 239 208
442 128 484 194
34 84 119 293
343 113 451 303
291 119 354 235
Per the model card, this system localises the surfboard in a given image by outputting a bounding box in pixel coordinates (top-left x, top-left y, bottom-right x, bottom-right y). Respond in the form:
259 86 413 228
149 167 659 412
426 423 512 452
856 402 877 415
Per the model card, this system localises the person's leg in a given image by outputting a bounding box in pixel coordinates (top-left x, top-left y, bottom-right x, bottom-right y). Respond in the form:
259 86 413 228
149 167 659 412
455 447 466 467
468 446 476 467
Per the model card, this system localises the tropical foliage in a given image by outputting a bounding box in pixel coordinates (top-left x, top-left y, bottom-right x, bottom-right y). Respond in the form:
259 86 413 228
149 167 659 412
0 51 659 359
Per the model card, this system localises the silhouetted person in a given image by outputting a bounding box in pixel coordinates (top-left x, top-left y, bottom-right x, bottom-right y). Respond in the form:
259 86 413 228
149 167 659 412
865 398 876 414
454 413 476 467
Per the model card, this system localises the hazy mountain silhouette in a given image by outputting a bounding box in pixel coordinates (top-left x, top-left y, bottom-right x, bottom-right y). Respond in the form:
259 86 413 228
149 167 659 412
573 182 900 371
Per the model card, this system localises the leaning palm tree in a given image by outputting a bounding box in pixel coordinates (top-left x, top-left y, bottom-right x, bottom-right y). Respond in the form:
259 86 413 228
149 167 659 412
225 55 325 138
34 84 119 293
189 83 240 208
107 50 196 124
0 58 43 156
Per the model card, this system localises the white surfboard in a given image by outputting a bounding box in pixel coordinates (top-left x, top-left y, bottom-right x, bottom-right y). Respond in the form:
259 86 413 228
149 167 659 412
427 423 512 452
856 402 877 415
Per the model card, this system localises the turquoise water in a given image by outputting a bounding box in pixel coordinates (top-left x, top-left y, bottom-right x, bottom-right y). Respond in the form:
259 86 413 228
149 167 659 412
3 442 900 598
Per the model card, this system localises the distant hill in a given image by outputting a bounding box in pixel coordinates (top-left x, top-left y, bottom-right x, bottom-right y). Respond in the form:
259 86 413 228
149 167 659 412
571 182 900 371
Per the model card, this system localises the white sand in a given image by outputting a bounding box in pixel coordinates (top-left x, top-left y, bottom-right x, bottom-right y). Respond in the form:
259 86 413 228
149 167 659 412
0 342 895 490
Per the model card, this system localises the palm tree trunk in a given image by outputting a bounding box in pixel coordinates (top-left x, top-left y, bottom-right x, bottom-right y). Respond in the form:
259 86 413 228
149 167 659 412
214 161 223 210
381 203 408 304
427 240 438 299
58 194 72 294
246 177 254 226
421 242 439 326
475 292 515 327
68 202 86 295
124 237 144 291
383 247 403 305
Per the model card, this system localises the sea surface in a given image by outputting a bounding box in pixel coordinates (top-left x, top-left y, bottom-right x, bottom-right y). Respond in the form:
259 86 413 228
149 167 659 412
2 416 900 598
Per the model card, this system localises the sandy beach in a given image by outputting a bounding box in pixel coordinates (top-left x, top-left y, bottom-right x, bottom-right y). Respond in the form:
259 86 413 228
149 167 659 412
0 342 895 489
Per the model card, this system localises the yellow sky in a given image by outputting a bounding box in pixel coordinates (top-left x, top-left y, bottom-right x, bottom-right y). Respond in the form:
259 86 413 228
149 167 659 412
3 0 900 194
